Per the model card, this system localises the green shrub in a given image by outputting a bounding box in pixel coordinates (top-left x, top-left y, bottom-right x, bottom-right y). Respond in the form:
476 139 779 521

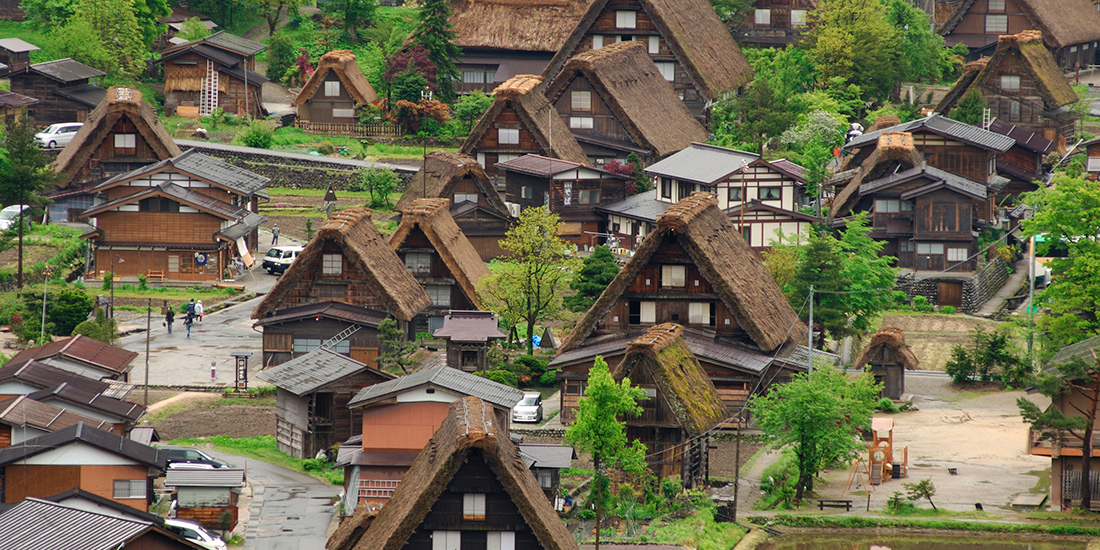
913 295 933 312
238 120 275 149
137 274 148 291
349 167 399 209
576 508 595 520
940 305 956 314
757 449 798 510
538 369 559 386
876 397 900 413
512 354 548 376
317 141 335 155
475 369 519 388
102 272 113 291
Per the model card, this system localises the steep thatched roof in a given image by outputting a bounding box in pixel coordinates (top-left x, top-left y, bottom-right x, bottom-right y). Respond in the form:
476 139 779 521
614 323 726 436
394 150 510 217
829 132 924 223
252 208 430 321
934 58 987 117
545 41 707 159
853 327 919 371
460 75 589 167
54 86 182 187
389 199 491 309
560 193 804 354
296 50 379 108
449 0 593 52
337 396 578 550
938 31 1078 114
542 0 752 100
940 0 1100 49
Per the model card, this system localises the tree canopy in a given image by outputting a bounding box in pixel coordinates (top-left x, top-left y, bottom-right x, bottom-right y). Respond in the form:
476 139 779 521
565 245 620 313
411 0 460 99
806 0 899 102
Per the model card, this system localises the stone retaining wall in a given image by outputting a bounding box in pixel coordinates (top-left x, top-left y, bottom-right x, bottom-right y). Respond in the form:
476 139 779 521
895 255 1010 313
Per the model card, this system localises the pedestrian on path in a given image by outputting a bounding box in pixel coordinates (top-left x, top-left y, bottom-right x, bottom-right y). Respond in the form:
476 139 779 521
184 312 194 338
271 223 280 245
196 300 204 322
165 307 174 334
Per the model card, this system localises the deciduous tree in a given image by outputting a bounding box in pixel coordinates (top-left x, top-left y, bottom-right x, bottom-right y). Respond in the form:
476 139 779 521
0 120 59 290
248 0 304 37
806 0 898 102
63 0 147 77
178 17 213 41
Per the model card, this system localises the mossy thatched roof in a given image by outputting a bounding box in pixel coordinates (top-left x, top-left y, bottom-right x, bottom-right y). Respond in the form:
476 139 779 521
852 327 919 371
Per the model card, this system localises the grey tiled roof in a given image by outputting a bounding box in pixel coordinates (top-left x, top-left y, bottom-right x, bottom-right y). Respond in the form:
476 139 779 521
83 182 252 222
348 365 524 409
165 468 245 488
100 150 270 196
1050 335 1100 365
0 498 157 550
859 164 987 200
517 443 575 469
217 211 267 241
644 142 758 185
596 190 670 222
0 422 164 468
31 58 104 82
53 84 107 107
257 348 391 396
203 31 267 56
845 114 1014 153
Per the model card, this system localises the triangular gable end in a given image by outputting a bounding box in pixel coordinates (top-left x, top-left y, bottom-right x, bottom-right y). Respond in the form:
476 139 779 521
394 150 511 218
296 50 379 107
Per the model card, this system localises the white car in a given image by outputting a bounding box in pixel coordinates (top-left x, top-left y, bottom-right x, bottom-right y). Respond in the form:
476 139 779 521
0 205 29 231
34 122 83 148
262 245 303 275
511 391 543 423
164 518 228 550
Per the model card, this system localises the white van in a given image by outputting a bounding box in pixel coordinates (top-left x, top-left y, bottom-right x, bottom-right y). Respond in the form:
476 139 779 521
262 245 304 275
34 122 83 148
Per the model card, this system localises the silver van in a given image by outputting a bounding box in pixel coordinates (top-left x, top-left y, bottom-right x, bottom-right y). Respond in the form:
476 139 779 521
262 245 303 275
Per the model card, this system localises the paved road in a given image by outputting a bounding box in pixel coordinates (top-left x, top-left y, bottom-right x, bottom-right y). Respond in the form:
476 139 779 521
206 450 338 550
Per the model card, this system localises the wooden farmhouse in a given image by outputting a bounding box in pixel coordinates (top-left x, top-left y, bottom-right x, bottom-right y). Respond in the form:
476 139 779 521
396 150 513 261
544 41 708 165
541 0 753 121
329 397 577 550
938 0 1100 69
0 38 37 73
0 423 164 509
0 396 108 448
0 360 145 434
551 193 810 424
497 154 630 247
390 199 491 335
434 310 507 372
731 0 816 46
984 118 1054 208
1026 335 1100 510
156 35 267 118
257 348 393 460
8 58 105 126
0 498 206 550
340 365 523 511
613 323 726 488
597 189 669 250
448 0 591 94
516 444 576 504
0 89 36 125
252 208 431 367
78 148 269 282
8 335 137 383
634 142 817 252
936 31 1080 145
853 327 919 400
295 50 378 129
459 75 589 181
163 468 245 532
48 86 183 223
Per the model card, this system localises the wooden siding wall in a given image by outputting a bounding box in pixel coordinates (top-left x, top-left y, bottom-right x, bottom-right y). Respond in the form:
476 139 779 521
299 72 357 123
984 52 1076 142
261 318 381 368
553 75 637 147
176 499 239 532
395 227 478 317
70 116 162 183
451 177 490 209
0 424 9 448
912 132 993 183
269 244 386 311
947 0 1098 69
505 172 549 210
11 74 91 127
474 105 542 178
733 210 812 250
95 211 225 244
93 246 225 281
163 52 264 118
361 401 452 454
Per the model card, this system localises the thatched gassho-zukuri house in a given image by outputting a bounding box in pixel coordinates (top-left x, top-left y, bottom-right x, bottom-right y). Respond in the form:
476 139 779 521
389 198 492 334
331 396 578 550
460 75 589 180
852 327 919 400
545 40 708 164
613 323 726 487
295 50 379 126
541 0 753 121
252 207 431 367
828 132 926 223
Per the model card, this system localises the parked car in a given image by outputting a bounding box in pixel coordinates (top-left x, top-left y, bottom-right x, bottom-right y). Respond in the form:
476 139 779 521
164 518 228 550
262 245 303 275
0 205 30 231
34 122 83 148
160 445 230 469
512 391 543 423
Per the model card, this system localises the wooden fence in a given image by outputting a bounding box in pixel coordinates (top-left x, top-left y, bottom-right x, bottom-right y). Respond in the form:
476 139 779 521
295 120 405 138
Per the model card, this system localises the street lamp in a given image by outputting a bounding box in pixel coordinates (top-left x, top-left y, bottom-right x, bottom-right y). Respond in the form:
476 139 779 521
109 255 124 318
40 265 54 343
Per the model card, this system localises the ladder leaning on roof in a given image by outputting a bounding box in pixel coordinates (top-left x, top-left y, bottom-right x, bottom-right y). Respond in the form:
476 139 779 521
200 59 219 117
320 324 361 351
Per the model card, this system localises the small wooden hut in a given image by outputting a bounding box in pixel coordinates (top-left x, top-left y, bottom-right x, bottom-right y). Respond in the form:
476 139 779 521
164 468 245 531
295 50 378 128
853 327 919 400
8 58 105 126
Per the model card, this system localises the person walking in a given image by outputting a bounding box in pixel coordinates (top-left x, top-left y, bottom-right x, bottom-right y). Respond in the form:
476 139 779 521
195 300 204 322
184 312 194 338
165 307 174 334
271 223 280 245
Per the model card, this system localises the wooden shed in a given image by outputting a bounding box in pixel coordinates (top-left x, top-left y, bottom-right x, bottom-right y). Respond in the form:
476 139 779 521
853 327 919 400
295 50 378 128
433 310 506 371
0 38 38 73
164 468 245 532
8 58 105 127
155 39 267 118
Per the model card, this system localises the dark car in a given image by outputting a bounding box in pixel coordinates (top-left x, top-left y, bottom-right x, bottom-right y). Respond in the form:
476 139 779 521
160 445 230 469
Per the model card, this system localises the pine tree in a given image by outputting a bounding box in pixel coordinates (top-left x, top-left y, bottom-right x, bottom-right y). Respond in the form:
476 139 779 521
565 245 620 312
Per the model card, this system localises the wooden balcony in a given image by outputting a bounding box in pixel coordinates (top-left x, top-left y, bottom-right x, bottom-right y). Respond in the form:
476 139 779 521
1028 428 1100 457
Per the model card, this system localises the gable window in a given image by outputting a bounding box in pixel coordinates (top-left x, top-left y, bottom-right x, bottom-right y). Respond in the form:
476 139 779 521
755 9 771 25
333 108 355 118
570 116 594 129
947 248 969 263
322 254 342 275
113 480 145 499
593 35 604 49
916 243 944 255
728 187 743 202
571 91 591 111
988 0 1004 11
648 36 659 54
432 531 460 550
138 197 180 212
453 192 478 204
985 14 1007 33
875 199 900 213
487 532 516 550
325 81 340 96
661 265 686 287
759 187 781 200
498 128 519 145
616 10 636 29
114 133 136 153
426 285 451 307
405 252 431 273
655 62 675 82
1000 75 1020 91
791 9 807 26
660 177 672 199
578 189 600 204
462 493 486 520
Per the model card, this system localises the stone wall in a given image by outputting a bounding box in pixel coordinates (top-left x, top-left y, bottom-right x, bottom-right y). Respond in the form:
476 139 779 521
895 255 1009 313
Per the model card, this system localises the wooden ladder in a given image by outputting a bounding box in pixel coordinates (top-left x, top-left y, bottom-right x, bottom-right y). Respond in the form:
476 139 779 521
200 59 219 116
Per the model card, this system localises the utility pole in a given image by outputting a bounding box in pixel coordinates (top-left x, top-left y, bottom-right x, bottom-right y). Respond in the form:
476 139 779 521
144 298 151 407
1027 235 1036 372
732 414 742 522
807 284 814 372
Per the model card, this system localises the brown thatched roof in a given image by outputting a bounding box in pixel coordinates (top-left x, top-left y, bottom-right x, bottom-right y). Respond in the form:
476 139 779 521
614 323 727 436
460 75 589 167
296 50 379 108
938 31 1078 114
560 193 804 354
449 0 593 52
337 396 578 550
828 132 924 223
54 86 181 187
934 58 987 116
852 327 919 371
394 150 510 217
542 0 752 100
389 199 491 309
545 41 708 159
941 0 1100 49
327 506 378 550
252 208 430 321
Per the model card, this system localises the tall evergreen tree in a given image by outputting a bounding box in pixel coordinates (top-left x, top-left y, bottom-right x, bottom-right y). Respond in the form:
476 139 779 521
411 0 460 99
0 120 60 289
565 245 620 312
791 231 850 345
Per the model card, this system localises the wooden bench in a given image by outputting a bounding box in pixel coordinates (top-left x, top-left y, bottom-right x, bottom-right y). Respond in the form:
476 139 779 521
818 499 853 511
146 270 165 281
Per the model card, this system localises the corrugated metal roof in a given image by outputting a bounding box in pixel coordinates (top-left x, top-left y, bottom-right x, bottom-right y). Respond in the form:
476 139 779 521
217 212 267 241
256 348 391 396
203 31 267 56
31 58 105 82
53 84 107 107
595 190 670 222
0 359 112 393
9 335 137 374
0 396 109 432
129 426 158 446
0 498 154 550
644 142 758 184
846 114 1014 152
165 468 245 488
27 381 145 421
0 89 36 107
988 119 1054 154
98 150 270 196
0 422 163 468
0 38 40 52
517 444 575 469
348 365 524 409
